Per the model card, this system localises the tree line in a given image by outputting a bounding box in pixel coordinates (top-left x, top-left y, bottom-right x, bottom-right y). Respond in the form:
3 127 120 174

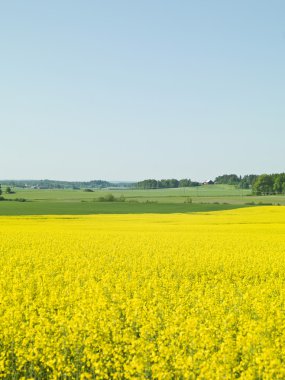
2 174 285 195
136 173 285 194
214 173 285 194
136 179 200 189
0 180 131 189
252 173 285 195
214 174 258 188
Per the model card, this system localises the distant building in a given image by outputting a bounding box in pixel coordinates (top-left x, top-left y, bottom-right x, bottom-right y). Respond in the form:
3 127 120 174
203 180 214 185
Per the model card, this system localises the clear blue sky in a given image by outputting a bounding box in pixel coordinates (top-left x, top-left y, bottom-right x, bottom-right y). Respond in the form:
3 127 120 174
1 1 284 181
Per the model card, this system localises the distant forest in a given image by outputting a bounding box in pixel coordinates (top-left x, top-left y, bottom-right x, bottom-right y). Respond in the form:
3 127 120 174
214 173 285 195
136 174 285 195
214 174 257 188
1 173 285 195
0 179 131 189
135 179 200 189
136 175 257 189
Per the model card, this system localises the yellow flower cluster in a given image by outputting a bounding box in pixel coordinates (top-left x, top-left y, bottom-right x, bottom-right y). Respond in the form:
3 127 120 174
0 207 285 379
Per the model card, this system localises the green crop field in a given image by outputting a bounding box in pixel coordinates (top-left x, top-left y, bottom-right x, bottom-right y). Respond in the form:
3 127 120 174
0 201 251 216
0 184 284 215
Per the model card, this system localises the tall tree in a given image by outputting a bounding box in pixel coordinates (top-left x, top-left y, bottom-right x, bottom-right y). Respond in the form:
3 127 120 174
273 173 285 194
252 174 274 195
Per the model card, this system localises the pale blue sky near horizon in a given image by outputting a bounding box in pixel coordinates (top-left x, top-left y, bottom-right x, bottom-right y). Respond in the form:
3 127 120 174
1 0 284 182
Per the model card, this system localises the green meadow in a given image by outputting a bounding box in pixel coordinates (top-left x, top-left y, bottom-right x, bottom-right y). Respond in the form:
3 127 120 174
0 184 283 215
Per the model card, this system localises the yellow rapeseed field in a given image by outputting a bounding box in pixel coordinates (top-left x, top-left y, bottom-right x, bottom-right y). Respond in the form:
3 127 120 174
0 206 285 379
